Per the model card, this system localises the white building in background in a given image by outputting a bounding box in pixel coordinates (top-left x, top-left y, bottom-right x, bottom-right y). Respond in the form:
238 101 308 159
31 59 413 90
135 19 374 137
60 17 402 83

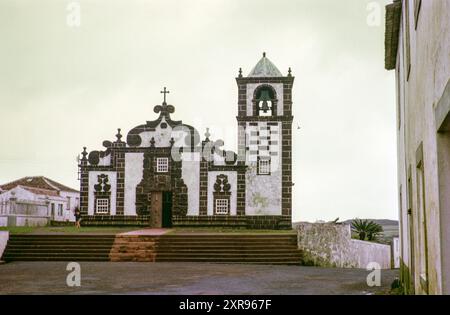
384 0 450 294
0 176 79 227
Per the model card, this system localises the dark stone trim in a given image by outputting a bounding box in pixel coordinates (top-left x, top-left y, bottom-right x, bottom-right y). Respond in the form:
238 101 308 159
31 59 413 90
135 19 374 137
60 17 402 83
199 150 208 216
281 121 292 216
135 145 188 220
236 77 295 85
208 165 247 171
384 0 402 70
236 115 293 122
257 156 271 175
114 151 125 215
172 215 292 230
81 215 150 227
236 169 246 215
79 165 89 216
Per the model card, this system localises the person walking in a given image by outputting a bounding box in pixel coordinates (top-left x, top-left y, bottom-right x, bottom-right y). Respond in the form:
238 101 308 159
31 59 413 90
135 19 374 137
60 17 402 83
74 207 82 228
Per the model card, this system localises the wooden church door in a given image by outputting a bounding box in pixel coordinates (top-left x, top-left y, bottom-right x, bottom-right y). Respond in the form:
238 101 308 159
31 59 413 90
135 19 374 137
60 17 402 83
150 192 162 227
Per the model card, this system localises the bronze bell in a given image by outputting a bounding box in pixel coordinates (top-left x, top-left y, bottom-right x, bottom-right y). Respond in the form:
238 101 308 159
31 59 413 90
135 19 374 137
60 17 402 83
259 90 271 113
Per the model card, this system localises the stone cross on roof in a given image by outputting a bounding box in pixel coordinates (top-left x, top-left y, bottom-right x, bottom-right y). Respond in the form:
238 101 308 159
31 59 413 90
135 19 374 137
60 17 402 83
160 87 170 104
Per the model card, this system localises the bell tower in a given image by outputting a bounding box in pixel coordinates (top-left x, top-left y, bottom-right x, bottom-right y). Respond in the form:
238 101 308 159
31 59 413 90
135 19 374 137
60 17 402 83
236 53 294 217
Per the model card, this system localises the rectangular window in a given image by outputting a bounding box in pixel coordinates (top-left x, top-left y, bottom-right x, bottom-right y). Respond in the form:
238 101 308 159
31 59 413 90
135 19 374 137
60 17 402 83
58 204 63 216
96 198 109 214
215 199 229 215
156 157 169 173
66 196 71 210
258 158 271 175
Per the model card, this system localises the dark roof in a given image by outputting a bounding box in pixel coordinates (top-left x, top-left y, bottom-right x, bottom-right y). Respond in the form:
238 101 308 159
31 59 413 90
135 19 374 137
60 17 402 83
0 176 79 193
384 0 402 70
21 186 60 197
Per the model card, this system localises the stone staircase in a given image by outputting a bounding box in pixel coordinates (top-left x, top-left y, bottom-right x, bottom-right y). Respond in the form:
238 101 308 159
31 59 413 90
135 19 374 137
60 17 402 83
2 233 302 265
153 234 302 265
1 235 116 261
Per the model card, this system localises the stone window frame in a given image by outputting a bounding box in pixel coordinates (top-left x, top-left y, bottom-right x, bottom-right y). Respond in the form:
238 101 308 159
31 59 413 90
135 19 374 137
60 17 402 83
257 156 271 175
95 198 109 214
156 157 169 173
213 174 231 216
215 198 229 215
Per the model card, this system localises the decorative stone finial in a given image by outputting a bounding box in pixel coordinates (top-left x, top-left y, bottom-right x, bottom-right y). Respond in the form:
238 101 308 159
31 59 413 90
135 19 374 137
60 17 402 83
150 137 156 148
263 52 266 58
170 137 175 147
81 147 88 160
238 67 242 78
204 128 210 142
288 67 292 77
115 128 123 142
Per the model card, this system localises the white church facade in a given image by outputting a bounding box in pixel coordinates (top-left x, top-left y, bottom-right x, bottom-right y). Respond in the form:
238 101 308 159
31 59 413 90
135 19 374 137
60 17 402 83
79 54 294 229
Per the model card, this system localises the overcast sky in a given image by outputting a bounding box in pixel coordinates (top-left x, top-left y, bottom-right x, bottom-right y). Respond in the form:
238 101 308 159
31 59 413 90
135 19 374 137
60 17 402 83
0 0 396 222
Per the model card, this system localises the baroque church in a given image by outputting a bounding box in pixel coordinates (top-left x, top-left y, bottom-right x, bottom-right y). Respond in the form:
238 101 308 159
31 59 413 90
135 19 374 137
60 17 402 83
79 53 294 229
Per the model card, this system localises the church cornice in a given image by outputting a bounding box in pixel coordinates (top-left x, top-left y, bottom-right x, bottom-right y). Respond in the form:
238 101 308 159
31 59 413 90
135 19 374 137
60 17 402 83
236 115 293 122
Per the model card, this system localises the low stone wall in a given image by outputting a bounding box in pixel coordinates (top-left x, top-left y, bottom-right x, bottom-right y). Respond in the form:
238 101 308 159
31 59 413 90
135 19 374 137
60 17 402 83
296 222 391 269
0 231 9 260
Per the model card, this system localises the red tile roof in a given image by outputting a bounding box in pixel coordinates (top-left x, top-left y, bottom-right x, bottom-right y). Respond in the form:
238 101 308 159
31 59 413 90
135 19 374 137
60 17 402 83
0 176 79 194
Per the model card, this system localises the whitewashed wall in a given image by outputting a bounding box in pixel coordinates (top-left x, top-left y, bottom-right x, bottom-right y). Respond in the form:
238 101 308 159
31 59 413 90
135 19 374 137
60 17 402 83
59 191 80 222
98 153 111 166
0 186 70 222
297 223 392 269
124 152 144 215
136 118 192 148
88 171 117 215
245 121 282 215
182 152 200 215
207 171 237 215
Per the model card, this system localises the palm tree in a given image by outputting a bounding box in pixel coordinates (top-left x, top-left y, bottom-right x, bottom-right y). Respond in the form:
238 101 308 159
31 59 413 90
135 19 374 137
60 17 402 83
367 222 383 241
351 219 383 241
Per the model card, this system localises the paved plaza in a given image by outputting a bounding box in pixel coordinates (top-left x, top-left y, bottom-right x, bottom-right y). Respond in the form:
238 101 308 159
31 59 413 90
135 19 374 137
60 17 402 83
0 262 398 295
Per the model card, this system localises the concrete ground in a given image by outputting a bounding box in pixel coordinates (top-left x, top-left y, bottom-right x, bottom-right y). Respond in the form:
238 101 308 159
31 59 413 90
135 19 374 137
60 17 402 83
0 262 398 295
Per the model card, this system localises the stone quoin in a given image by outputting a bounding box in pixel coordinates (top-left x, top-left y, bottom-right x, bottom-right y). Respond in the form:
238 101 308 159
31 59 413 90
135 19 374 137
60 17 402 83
78 53 294 229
